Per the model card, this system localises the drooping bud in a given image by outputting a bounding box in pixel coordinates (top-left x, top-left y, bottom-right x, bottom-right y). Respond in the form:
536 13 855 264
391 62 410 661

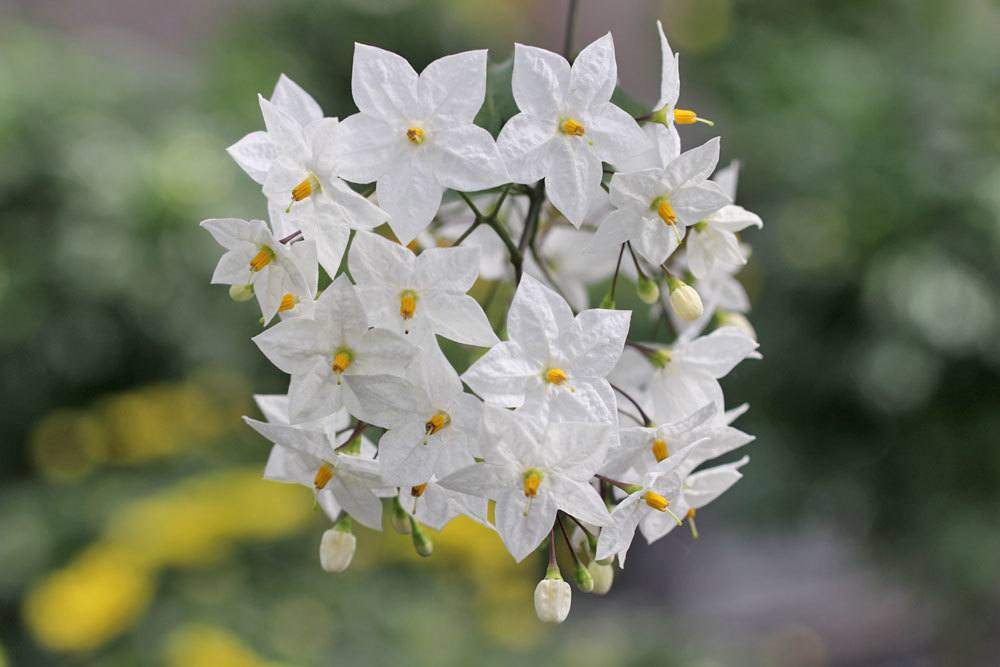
667 277 704 321
319 519 355 573
636 275 660 304
599 292 616 309
410 517 433 557
390 497 411 535
573 561 594 593
228 283 255 302
534 566 572 623
587 560 614 595
716 311 757 340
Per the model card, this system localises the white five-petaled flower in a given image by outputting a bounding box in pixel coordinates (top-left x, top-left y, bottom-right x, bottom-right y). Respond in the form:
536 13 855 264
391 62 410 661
461 274 630 427
227 74 388 275
253 274 416 423
334 45 509 244
348 230 498 346
498 34 648 227
438 405 612 562
201 217 315 323
589 137 731 266
344 348 485 487
601 402 717 479
397 476 491 532
686 161 763 279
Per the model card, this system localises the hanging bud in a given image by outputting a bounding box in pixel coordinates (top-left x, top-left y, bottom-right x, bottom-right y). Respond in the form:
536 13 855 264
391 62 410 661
228 283 255 302
716 311 757 340
599 292 616 309
667 277 704 321
534 566 572 623
410 517 433 557
587 560 614 595
391 497 411 535
319 518 355 573
573 561 594 592
636 275 660 304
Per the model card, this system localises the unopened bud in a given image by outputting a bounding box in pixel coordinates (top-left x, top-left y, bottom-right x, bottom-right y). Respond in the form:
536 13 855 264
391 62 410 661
667 277 704 321
587 560 614 595
599 292 616 310
636 275 660 304
534 568 572 623
391 497 411 535
717 311 757 340
573 561 594 592
410 518 433 557
319 527 356 573
228 283 255 302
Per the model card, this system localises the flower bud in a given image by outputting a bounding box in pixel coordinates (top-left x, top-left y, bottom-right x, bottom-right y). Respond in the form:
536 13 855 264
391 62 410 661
390 497 411 535
667 277 703 321
598 292 616 310
636 275 660 304
573 561 594 592
587 560 614 595
410 518 433 557
228 283 255 302
319 527 356 573
534 569 572 623
717 311 757 340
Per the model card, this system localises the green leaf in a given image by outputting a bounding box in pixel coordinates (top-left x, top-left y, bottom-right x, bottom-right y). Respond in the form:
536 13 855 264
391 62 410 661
475 57 516 138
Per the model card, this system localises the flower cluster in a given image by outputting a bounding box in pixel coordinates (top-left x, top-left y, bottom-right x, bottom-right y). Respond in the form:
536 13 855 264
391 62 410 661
202 21 762 623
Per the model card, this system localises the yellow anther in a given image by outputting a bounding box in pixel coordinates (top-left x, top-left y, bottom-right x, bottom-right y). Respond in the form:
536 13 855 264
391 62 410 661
249 246 275 272
291 174 321 202
411 483 428 498
424 412 450 436
653 197 678 225
331 347 354 375
406 127 425 144
406 239 421 252
435 239 452 248
544 367 568 385
559 118 586 136
399 290 418 320
314 463 334 490
686 507 699 539
673 108 714 127
523 468 544 498
278 292 298 313
651 438 669 463
642 490 669 512
686 508 697 520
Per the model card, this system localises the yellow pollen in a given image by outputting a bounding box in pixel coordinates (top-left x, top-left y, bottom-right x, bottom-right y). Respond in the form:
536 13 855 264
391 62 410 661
314 463 334 490
686 508 697 520
656 198 678 225
291 174 320 202
559 118 586 136
406 127 425 144
651 438 669 462
278 292 298 313
332 348 353 374
424 412 450 436
411 483 428 498
523 468 544 498
544 367 568 385
399 290 418 320
406 239 421 252
249 246 274 272
643 490 669 512
673 108 699 125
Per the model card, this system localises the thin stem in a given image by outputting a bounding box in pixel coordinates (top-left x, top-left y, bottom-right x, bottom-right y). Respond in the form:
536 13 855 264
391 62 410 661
457 191 484 220
335 421 368 451
562 0 579 59
548 526 558 569
556 513 583 568
484 217 522 281
518 184 545 255
486 183 512 219
564 512 596 542
529 242 573 307
611 383 652 426
618 408 644 425
595 474 637 492
625 340 658 355
279 229 302 244
452 220 481 247
609 243 626 301
625 241 648 280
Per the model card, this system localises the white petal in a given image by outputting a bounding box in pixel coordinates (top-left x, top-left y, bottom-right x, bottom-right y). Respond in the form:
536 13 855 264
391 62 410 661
437 461 515 498
495 488 557 562
288 363 343 423
419 50 487 123
655 21 680 110
377 420 439 487
294 210 351 278
461 342 538 407
334 113 403 183
377 152 444 244
584 103 648 165
545 137 602 227
497 113 555 184
226 131 277 184
349 328 416 376
328 476 383 530
341 374 426 429
680 326 759 377
351 43 419 122
546 422 611 479
512 43 569 118
253 319 325 374
672 181 731 224
349 230 415 287
564 308 631 377
429 124 508 191
711 204 763 232
566 33 617 110
243 417 331 461
664 137 721 190
271 73 323 126
550 476 611 526
608 169 662 214
424 293 499 347
414 244 478 292
259 95 307 157
586 209 643 254
507 274 575 361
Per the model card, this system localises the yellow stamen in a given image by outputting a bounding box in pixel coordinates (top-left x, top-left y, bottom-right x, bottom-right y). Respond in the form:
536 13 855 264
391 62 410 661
278 292 298 313
686 508 699 539
686 508 696 520
654 197 678 225
411 483 428 498
642 490 669 512
406 239 421 252
651 438 669 463
673 108 699 125
544 367 568 385
331 347 354 375
249 246 275 272
406 127 425 144
522 468 544 498
559 118 586 136
424 411 450 436
399 290 418 320
291 174 321 202
314 463 334 490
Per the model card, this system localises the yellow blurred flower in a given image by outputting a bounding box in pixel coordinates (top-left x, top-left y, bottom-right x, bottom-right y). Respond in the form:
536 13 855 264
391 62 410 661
165 624 293 667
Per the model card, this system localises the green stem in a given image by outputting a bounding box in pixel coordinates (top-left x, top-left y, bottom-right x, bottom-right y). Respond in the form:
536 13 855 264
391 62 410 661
563 0 579 59
609 243 626 300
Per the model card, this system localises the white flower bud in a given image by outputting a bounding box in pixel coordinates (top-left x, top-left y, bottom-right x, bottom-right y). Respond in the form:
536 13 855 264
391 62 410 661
587 560 614 595
228 283 255 302
636 275 661 305
668 278 704 321
717 311 757 340
534 573 572 623
319 528 356 573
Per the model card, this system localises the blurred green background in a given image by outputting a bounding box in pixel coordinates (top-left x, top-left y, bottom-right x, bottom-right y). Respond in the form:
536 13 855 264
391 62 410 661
1 0 999 665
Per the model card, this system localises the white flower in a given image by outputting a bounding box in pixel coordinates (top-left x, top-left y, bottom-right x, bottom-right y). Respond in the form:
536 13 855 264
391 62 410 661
498 34 648 227
534 574 572 623
589 138 731 266
334 45 508 244
396 478 490 532
348 230 497 346
344 348 485 487
200 217 315 323
601 402 717 479
227 74 388 275
686 161 763 279
252 274 416 423
319 528 356 573
461 274 630 426
438 405 611 562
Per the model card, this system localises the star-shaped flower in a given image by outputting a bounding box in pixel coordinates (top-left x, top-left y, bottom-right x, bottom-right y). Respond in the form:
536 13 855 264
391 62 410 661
348 230 497 347
334 45 509 244
201 217 315 323
397 478 491 532
588 137 731 266
438 405 612 562
498 34 648 226
227 74 388 275
601 402 718 479
461 274 630 426
253 274 416 423
686 161 763 279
